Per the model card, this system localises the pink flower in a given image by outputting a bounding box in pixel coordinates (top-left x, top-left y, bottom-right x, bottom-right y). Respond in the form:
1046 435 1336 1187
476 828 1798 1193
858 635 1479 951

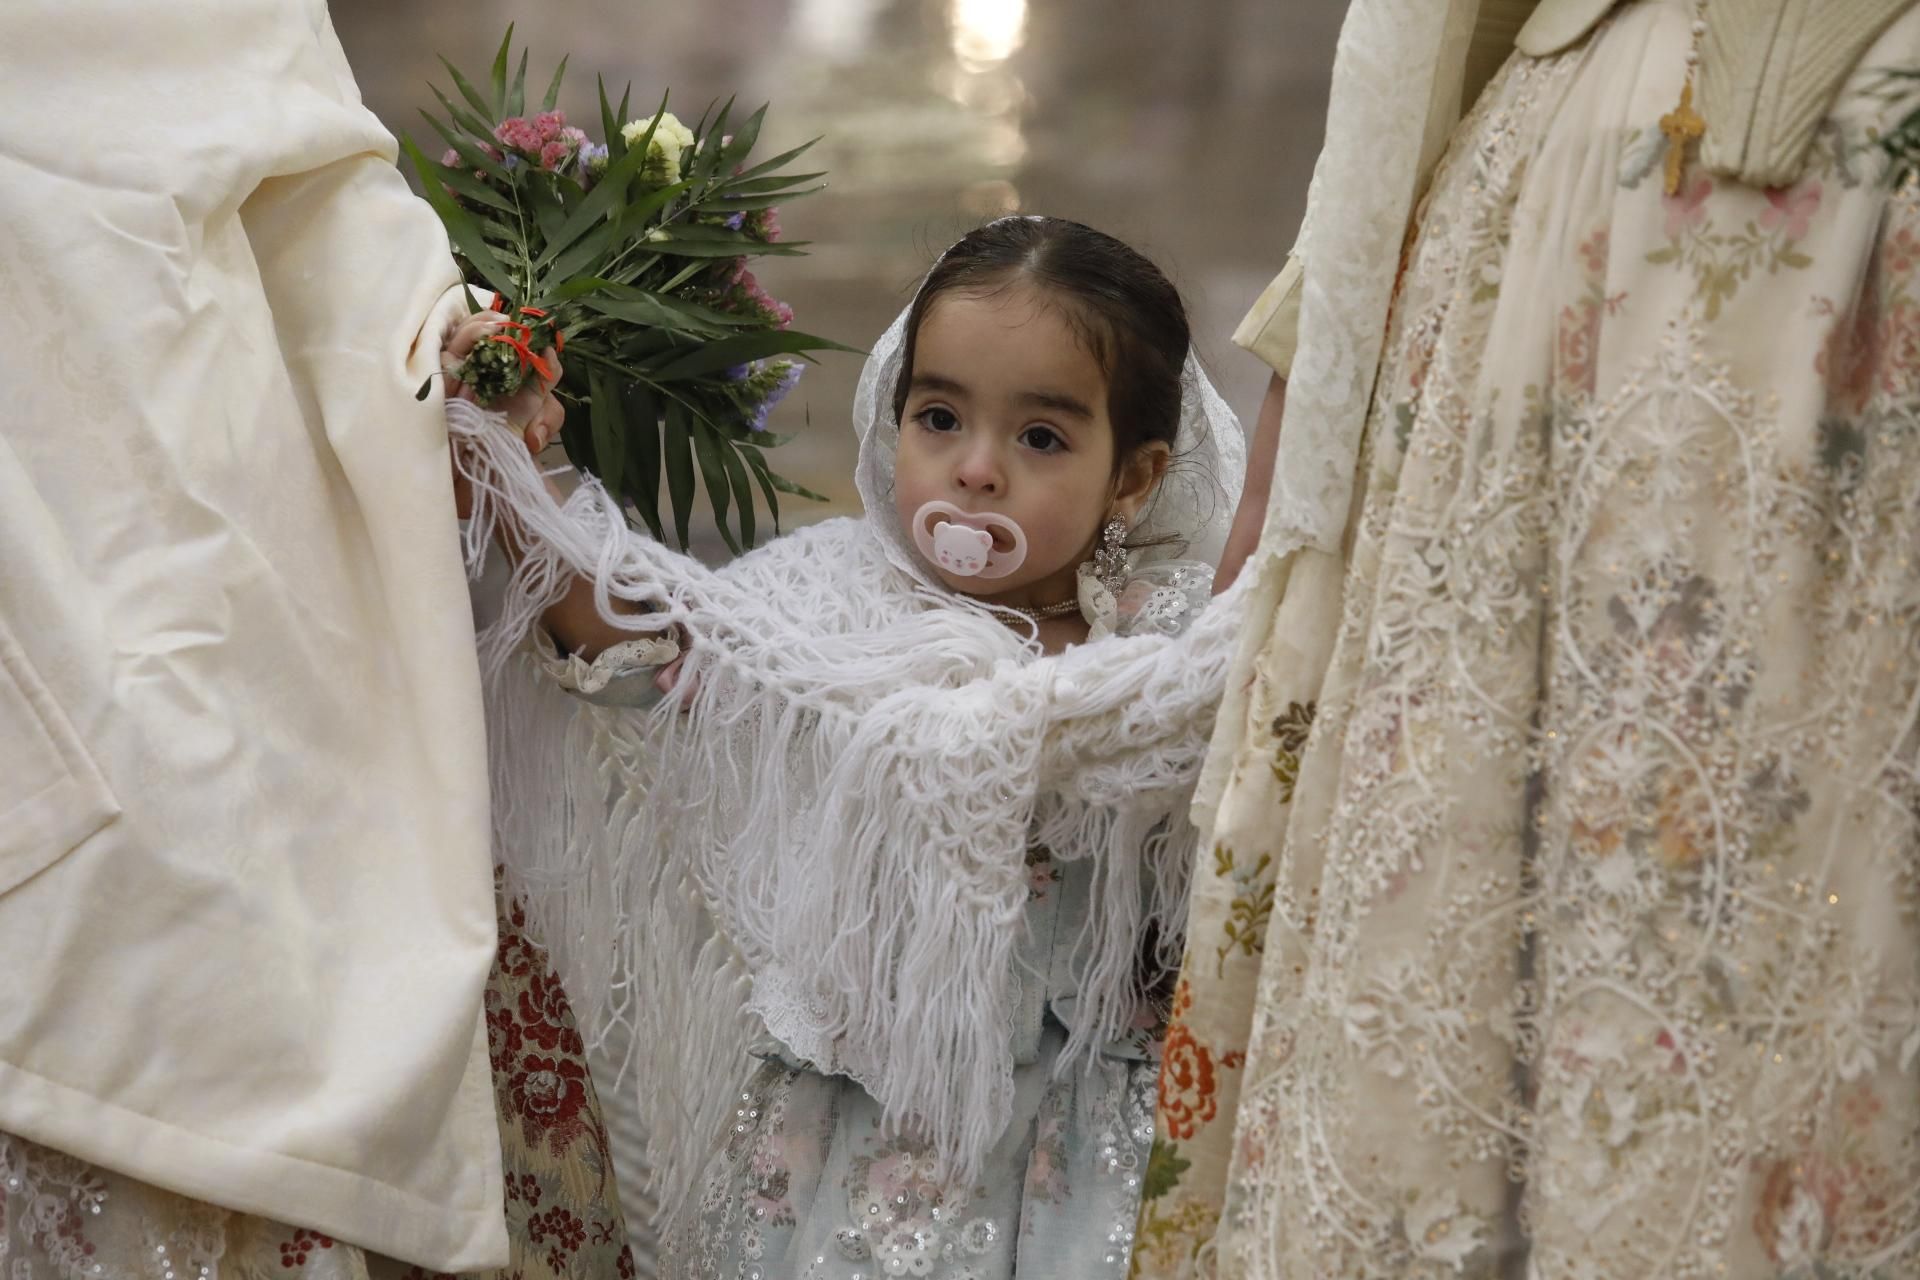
1578 228 1610 277
493 116 541 154
1887 225 1920 277
440 147 461 167
1760 179 1822 240
1662 174 1712 239
540 141 574 171
533 110 568 142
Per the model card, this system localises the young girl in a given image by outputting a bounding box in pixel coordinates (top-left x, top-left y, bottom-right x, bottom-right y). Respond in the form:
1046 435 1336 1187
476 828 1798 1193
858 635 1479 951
448 216 1264 1278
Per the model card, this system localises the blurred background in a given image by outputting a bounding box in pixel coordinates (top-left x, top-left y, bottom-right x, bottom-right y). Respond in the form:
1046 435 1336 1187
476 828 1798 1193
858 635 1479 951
335 0 1344 550
331 0 1345 1265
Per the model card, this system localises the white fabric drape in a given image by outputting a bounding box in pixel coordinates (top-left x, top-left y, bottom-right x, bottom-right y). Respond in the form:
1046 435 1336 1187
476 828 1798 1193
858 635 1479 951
0 2 503 1267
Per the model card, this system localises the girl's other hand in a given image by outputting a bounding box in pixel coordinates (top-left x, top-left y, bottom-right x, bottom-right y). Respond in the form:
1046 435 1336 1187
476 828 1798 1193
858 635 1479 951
443 311 566 518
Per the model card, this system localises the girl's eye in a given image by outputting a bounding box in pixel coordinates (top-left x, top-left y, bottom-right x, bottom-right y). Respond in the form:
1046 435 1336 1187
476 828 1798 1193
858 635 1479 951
916 406 960 433
1019 425 1066 454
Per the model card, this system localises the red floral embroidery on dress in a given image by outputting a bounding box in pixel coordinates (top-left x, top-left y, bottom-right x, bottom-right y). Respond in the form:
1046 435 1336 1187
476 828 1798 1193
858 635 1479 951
1157 1021 1219 1141
483 881 630 1278
503 1171 543 1206
486 994 527 1076
509 1054 593 1154
517 971 587 1056
498 926 542 980
526 1206 587 1274
278 1228 334 1268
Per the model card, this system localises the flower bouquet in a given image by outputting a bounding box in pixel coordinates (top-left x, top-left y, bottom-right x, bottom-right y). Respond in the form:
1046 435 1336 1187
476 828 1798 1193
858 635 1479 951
405 27 854 550
1881 67 1920 188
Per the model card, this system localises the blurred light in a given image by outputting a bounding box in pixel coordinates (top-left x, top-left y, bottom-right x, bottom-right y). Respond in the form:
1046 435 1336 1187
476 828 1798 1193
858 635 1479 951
979 120 1028 168
948 68 1023 115
792 0 884 60
960 179 1022 217
950 0 1027 71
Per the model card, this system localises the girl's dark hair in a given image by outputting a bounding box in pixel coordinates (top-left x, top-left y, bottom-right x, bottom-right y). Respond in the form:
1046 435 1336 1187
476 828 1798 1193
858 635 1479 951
891 216 1189 472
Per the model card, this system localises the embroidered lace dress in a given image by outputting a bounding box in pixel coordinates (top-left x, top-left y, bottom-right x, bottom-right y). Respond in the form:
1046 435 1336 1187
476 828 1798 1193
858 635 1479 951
1205 2 1920 1276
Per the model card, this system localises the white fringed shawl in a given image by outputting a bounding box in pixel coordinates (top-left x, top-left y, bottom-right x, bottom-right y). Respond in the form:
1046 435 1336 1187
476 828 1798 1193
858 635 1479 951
448 314 1248 1224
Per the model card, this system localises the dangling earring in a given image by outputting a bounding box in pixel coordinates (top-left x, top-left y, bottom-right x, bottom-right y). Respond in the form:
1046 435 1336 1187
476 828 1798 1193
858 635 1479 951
1091 514 1130 595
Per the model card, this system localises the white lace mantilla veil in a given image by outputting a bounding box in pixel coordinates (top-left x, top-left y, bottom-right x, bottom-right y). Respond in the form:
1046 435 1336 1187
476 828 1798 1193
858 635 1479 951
853 307 1248 583
446 281 1250 1231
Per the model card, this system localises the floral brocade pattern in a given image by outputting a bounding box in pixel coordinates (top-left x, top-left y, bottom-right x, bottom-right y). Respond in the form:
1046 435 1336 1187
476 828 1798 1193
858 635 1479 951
1203 4 1920 1278
475 878 636 1280
0 878 631 1280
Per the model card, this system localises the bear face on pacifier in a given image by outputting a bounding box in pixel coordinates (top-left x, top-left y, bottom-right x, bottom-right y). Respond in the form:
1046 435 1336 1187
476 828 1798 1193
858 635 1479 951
932 522 995 575
910 500 1028 581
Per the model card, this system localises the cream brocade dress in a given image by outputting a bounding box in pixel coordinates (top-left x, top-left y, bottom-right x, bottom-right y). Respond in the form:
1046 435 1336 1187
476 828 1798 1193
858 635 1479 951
1193 2 1920 1276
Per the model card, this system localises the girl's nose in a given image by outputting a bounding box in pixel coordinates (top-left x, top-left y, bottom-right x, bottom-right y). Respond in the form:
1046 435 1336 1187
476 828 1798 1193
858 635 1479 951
954 439 1004 495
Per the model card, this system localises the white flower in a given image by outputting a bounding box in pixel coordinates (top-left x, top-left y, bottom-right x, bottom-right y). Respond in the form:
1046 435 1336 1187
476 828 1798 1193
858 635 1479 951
621 111 697 177
1772 1184 1828 1266
1403 1188 1487 1268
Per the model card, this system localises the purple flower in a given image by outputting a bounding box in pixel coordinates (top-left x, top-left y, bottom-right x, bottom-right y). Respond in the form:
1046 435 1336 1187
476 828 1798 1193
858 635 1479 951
750 361 804 432
723 212 746 231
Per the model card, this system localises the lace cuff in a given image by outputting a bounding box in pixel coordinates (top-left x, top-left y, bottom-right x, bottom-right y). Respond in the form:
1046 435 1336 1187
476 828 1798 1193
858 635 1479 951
1232 252 1305 376
528 626 680 708
1078 560 1217 642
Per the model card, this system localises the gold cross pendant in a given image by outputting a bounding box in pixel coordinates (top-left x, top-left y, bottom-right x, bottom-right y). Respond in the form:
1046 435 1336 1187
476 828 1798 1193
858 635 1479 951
1659 79 1706 196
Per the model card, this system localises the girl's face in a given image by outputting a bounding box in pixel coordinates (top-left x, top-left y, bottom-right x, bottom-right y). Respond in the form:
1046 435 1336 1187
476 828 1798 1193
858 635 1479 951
893 283 1164 607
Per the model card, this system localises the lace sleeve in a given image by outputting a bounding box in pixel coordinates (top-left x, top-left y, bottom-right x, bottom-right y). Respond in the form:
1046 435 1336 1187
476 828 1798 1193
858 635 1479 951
527 626 680 709
1114 562 1217 639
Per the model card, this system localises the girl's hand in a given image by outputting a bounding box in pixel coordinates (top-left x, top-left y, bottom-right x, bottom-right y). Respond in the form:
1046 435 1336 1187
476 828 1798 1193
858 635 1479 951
444 311 567 518
652 626 697 707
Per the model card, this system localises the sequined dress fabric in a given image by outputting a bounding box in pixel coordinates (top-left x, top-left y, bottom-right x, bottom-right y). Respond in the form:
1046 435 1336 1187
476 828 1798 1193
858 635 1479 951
658 857 1162 1280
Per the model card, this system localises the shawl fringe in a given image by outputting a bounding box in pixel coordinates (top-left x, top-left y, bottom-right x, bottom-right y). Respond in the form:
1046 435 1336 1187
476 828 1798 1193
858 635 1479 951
447 399 1244 1225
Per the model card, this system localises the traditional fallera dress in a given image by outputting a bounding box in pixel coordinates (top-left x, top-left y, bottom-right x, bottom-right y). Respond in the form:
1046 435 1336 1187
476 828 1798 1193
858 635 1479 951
1145 0 1920 1276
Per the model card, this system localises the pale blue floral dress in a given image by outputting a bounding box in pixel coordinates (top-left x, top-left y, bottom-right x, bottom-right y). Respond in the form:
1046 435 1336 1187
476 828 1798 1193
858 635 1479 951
661 853 1162 1280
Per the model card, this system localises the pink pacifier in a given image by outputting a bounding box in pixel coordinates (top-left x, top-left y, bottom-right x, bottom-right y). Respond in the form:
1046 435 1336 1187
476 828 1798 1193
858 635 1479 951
910 500 1028 579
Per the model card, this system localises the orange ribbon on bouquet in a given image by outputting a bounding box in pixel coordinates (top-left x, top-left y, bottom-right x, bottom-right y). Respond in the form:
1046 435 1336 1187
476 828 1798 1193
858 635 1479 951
484 294 565 387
